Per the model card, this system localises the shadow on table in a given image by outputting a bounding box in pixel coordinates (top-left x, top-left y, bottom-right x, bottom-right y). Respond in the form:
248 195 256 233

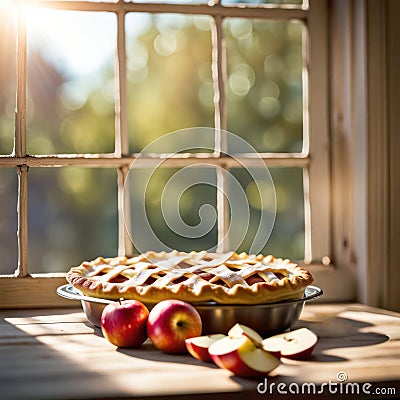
294 315 389 363
0 314 132 400
117 342 220 368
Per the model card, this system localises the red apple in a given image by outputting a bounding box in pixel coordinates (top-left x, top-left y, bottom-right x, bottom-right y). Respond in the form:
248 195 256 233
262 328 318 359
185 334 226 362
101 299 149 348
147 300 202 354
208 335 280 378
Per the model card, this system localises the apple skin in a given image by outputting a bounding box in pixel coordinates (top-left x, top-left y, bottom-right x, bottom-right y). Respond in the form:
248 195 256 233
284 344 316 360
185 334 226 362
147 300 202 354
101 300 149 348
209 336 280 378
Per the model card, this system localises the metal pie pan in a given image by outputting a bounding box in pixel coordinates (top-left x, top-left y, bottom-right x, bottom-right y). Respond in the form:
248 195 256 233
57 284 323 336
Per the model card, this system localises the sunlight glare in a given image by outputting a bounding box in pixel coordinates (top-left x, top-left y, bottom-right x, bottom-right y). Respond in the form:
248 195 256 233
25 7 116 77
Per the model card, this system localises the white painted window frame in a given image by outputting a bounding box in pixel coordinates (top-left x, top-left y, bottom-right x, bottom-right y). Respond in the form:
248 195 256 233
0 0 344 308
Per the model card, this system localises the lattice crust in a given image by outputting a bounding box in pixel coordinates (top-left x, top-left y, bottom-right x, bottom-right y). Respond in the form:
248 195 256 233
66 250 314 305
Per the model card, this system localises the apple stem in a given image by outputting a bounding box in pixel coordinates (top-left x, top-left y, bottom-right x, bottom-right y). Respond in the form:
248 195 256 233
119 298 123 305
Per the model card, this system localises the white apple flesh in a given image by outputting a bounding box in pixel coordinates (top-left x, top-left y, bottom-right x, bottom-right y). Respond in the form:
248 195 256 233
228 323 263 345
147 299 202 354
185 334 226 362
208 336 280 378
262 328 318 360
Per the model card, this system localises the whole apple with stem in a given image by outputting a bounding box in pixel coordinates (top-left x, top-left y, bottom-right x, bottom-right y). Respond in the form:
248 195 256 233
147 300 202 354
101 299 149 348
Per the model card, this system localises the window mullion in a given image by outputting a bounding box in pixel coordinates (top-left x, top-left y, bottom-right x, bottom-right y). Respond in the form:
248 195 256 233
14 10 26 159
114 7 128 157
15 10 28 277
115 7 132 256
118 166 133 256
211 11 229 252
211 13 226 136
306 0 330 263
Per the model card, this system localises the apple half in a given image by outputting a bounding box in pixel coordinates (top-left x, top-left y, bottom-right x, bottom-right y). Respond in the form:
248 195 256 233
185 334 226 362
208 335 280 378
262 328 318 360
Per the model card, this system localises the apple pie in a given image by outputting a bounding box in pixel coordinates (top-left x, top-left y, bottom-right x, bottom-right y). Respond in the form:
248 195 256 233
66 250 313 305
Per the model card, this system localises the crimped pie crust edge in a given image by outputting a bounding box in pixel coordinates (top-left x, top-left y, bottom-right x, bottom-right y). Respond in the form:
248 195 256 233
66 251 314 305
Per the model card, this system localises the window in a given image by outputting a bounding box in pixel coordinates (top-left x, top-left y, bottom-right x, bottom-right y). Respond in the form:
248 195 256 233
0 0 333 307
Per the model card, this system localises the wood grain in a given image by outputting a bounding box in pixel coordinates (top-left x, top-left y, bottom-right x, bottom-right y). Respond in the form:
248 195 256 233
0 303 398 400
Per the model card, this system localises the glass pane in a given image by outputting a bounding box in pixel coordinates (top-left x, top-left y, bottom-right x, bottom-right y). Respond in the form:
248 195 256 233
26 10 116 154
0 169 18 274
29 168 118 273
0 9 16 155
223 0 302 5
225 18 304 153
126 13 214 153
127 166 217 253
125 0 208 4
229 167 304 260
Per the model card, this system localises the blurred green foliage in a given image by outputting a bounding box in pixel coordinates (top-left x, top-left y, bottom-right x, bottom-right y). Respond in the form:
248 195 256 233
225 18 303 153
0 9 304 273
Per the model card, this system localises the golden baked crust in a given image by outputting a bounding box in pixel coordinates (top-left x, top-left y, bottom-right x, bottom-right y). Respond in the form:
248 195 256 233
66 250 313 305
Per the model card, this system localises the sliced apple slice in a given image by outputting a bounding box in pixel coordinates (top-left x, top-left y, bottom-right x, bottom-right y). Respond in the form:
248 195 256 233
208 335 280 377
228 323 263 346
262 328 318 360
185 334 226 362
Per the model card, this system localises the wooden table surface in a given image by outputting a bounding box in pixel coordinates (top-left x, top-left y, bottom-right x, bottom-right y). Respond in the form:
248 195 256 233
1 303 399 400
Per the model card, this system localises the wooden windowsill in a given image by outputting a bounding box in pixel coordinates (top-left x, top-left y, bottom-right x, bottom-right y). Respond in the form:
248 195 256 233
1 303 399 399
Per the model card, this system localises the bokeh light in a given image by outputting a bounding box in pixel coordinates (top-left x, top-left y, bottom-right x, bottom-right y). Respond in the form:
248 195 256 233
0 8 16 155
0 169 17 274
225 18 304 153
126 13 214 153
26 9 116 154
28 168 118 273
230 167 304 260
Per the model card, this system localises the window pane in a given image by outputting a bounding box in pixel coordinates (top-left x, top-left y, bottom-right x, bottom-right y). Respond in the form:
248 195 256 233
125 0 208 4
225 19 304 153
229 167 304 260
127 166 217 252
223 0 302 5
126 13 214 153
29 168 118 273
52 0 117 2
26 10 116 154
0 9 16 155
0 169 18 274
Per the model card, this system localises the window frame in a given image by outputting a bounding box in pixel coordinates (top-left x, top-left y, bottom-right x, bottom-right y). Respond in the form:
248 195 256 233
0 0 342 308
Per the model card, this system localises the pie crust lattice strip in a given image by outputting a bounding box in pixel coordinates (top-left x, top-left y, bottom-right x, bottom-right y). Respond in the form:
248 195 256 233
66 250 314 305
